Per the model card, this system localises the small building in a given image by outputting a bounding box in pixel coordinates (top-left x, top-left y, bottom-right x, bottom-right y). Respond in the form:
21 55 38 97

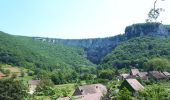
0 72 5 79
73 84 107 97
28 80 41 94
138 72 148 80
120 79 144 95
149 71 166 80
130 69 140 76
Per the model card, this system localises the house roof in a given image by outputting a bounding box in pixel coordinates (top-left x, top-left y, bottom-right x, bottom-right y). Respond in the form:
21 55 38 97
28 80 41 85
76 84 107 95
57 93 102 100
131 69 140 76
126 79 144 91
163 72 170 76
121 73 130 79
73 93 102 100
149 71 166 79
138 72 148 77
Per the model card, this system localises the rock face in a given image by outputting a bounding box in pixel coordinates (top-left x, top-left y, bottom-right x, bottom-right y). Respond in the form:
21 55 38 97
125 23 169 39
33 35 124 64
33 23 170 64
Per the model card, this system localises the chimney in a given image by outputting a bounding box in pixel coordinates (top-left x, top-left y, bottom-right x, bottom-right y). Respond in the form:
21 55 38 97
96 86 98 89
80 89 83 93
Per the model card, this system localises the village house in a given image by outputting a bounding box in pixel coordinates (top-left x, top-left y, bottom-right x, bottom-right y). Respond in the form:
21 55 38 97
120 79 144 95
28 80 41 94
73 84 107 96
0 71 5 79
120 68 140 80
148 71 166 80
58 84 107 100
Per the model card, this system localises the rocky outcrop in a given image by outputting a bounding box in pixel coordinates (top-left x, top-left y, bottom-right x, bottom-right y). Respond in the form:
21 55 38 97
124 23 169 39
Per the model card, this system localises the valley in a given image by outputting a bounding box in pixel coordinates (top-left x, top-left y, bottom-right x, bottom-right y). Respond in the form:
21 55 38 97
0 23 170 100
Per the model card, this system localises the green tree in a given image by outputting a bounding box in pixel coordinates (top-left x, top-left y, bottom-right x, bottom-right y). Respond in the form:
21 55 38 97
35 79 55 96
0 79 28 100
98 69 114 80
20 69 25 77
137 84 169 100
117 87 132 100
144 58 170 71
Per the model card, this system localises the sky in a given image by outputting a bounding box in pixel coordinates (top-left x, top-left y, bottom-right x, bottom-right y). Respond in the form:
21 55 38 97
0 0 170 39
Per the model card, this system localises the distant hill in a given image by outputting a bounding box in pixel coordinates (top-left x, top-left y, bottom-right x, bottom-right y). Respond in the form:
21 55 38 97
33 23 170 64
0 31 95 72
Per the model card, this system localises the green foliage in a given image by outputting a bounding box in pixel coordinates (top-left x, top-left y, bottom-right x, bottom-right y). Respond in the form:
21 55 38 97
106 81 121 99
51 70 79 84
0 31 95 73
35 79 55 96
117 87 132 100
137 84 169 100
102 37 170 70
98 69 114 80
54 87 72 98
144 57 170 71
0 79 28 100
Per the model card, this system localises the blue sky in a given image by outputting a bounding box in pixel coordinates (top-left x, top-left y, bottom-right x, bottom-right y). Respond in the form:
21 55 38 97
0 0 169 39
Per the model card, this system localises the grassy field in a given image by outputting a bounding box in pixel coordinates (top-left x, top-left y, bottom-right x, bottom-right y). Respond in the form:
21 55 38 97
35 83 75 100
54 83 76 96
0 64 34 84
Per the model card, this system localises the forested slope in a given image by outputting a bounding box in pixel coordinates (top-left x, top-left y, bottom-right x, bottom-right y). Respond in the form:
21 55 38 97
101 36 170 70
0 31 95 71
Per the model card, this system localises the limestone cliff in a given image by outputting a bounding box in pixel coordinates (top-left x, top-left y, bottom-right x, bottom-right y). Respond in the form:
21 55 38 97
33 23 170 64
